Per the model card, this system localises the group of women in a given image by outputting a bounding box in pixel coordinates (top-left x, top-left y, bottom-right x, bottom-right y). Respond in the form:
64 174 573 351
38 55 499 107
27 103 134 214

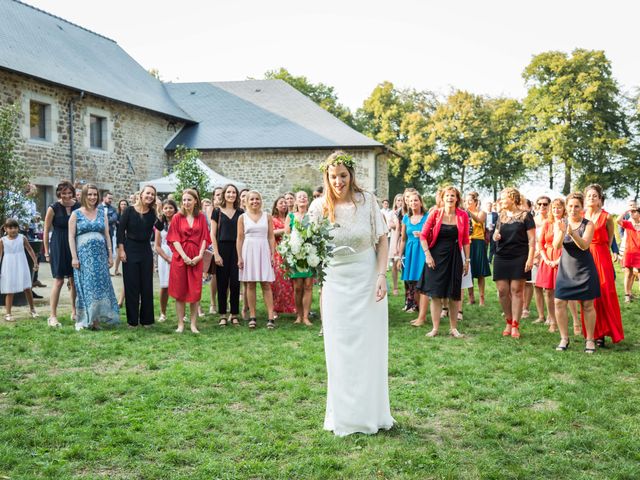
38 178 323 333
384 182 626 354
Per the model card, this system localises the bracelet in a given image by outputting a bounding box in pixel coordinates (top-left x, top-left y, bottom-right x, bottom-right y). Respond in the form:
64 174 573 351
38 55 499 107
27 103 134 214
377 273 386 277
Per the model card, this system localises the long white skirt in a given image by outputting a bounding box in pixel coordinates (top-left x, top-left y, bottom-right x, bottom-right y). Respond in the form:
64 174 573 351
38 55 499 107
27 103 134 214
322 247 395 436
158 244 172 289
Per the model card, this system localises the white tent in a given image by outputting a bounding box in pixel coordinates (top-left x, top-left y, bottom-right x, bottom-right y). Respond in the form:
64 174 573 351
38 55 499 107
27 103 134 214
140 159 247 193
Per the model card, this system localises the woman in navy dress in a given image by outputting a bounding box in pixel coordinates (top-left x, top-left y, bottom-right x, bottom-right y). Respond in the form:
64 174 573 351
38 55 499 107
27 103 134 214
42 180 79 327
553 192 600 353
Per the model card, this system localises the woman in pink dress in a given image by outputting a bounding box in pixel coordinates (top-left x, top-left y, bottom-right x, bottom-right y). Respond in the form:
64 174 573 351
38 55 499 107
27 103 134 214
271 195 296 314
583 184 624 347
237 191 276 329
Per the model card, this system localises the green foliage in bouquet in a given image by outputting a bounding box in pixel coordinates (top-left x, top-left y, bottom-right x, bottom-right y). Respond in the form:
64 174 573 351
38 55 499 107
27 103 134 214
277 215 335 285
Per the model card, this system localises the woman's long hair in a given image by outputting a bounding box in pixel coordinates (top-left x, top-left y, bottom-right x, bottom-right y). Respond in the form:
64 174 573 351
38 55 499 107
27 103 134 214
322 151 364 222
160 198 178 230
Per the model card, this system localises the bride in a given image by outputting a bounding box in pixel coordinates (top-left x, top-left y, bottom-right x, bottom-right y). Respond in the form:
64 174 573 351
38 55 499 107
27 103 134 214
309 151 395 436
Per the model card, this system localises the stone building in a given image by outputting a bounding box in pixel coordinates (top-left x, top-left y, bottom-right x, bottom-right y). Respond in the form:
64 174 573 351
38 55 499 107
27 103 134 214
0 0 390 214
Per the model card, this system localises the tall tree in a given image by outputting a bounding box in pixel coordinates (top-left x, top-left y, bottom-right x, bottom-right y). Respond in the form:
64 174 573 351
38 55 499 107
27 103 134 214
264 68 355 128
522 49 628 194
0 103 29 226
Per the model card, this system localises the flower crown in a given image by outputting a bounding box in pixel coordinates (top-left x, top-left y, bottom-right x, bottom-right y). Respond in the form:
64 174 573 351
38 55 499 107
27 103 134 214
319 153 355 172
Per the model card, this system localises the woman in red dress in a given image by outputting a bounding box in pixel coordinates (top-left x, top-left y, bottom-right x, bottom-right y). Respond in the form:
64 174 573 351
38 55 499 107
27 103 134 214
583 184 624 346
271 195 296 314
617 208 640 303
167 189 211 334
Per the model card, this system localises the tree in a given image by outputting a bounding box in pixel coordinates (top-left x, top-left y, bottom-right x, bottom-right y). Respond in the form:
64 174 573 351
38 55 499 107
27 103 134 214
415 90 491 193
0 103 29 226
264 68 356 128
172 145 210 201
522 49 628 194
479 98 528 199
356 82 437 191
616 90 640 200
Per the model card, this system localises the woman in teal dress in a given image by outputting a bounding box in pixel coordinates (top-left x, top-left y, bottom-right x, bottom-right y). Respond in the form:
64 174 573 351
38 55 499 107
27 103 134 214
399 191 428 311
69 184 120 330
284 191 314 325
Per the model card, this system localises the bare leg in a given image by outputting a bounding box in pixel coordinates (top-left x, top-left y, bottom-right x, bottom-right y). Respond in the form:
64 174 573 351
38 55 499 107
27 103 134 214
4 293 13 316
261 282 274 320
190 301 199 333
391 259 399 294
427 296 442 336
69 277 77 319
478 277 486 306
175 301 185 332
624 267 633 299
568 301 580 335
411 293 428 326
24 288 35 311
582 300 596 352
49 277 64 318
302 277 313 325
448 298 462 336
467 285 475 304
496 279 512 325
160 287 169 317
114 256 121 274
544 289 557 331
554 299 569 349
246 282 257 317
293 279 303 323
522 282 533 316
510 280 525 325
534 286 545 321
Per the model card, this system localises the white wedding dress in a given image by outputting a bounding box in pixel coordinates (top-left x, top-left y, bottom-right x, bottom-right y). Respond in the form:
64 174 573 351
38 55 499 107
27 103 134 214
310 192 395 436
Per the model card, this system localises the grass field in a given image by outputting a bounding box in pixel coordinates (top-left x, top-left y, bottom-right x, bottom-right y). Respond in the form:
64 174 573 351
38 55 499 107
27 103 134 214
1 270 639 479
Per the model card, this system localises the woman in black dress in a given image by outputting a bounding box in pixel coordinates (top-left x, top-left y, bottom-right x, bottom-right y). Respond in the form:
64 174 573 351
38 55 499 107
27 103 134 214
117 185 158 327
493 187 536 339
418 186 470 338
42 180 79 327
211 184 244 325
553 192 600 353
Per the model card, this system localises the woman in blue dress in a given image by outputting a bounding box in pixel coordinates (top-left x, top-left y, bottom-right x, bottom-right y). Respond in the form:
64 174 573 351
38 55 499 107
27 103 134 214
399 190 427 312
69 184 120 330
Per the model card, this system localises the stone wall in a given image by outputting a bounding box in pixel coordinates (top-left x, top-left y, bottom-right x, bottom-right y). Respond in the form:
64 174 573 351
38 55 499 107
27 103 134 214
0 69 184 200
189 148 389 205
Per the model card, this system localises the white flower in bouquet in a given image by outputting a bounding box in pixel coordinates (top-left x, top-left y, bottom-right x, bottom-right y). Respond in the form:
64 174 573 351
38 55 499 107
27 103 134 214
307 253 321 268
289 228 303 254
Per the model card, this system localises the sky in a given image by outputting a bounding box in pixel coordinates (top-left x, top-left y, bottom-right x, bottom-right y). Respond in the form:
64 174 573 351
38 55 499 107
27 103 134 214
22 0 639 111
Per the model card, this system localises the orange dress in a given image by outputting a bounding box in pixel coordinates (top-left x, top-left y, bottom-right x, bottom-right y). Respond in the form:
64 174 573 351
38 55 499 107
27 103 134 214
582 211 624 343
535 221 562 289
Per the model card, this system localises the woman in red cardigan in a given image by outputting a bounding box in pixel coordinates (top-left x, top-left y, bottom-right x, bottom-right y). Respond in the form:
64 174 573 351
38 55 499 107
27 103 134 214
417 186 470 338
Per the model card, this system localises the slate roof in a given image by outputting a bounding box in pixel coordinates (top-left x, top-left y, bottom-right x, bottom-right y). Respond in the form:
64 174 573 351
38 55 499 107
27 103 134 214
165 80 382 150
0 0 191 121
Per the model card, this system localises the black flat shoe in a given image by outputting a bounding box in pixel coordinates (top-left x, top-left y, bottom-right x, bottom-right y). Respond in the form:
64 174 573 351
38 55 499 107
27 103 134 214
555 338 570 351
248 317 257 329
595 337 605 348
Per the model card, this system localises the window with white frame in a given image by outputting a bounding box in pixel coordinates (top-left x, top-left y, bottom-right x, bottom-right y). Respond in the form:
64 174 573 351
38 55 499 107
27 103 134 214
22 93 57 145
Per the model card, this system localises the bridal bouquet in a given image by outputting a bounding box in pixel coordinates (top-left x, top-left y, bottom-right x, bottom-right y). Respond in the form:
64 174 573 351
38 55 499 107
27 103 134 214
277 215 335 285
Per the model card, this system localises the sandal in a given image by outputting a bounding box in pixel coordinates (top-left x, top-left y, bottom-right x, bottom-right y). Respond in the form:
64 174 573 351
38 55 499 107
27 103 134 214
521 309 530 319
457 311 463 321
511 320 521 339
440 308 449 319
218 316 228 327
47 316 61 327
502 319 513 337
584 340 596 354
248 317 257 329
624 294 631 303
4 314 15 322
267 318 275 329
555 338 570 351
425 329 438 337
449 328 464 338
30 309 39 319
231 316 240 326
595 337 605 348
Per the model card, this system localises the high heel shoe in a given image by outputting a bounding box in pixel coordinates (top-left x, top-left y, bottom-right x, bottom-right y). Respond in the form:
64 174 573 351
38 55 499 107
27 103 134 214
555 338 570 351
502 319 512 336
584 340 596 354
510 320 520 339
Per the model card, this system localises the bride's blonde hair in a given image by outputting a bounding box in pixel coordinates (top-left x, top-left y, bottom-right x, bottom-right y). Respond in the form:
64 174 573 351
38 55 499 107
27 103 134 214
321 150 364 222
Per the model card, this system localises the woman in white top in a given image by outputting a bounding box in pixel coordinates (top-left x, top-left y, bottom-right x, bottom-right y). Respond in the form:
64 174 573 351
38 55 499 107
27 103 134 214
309 151 394 437
237 191 276 329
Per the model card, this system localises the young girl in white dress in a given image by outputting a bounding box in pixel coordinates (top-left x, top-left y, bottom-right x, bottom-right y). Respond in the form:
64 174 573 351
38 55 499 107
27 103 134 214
309 151 395 437
154 199 177 322
237 191 276 329
1 218 39 322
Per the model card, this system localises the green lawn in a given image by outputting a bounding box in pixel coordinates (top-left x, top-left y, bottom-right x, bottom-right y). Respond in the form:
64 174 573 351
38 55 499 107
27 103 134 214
1 271 639 479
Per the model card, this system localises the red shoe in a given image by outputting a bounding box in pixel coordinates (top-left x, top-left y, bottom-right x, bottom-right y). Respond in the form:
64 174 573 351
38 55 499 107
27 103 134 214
511 320 520 339
502 318 512 336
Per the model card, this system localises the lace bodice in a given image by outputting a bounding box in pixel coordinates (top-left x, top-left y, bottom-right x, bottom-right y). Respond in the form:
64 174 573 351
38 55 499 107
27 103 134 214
309 192 388 256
